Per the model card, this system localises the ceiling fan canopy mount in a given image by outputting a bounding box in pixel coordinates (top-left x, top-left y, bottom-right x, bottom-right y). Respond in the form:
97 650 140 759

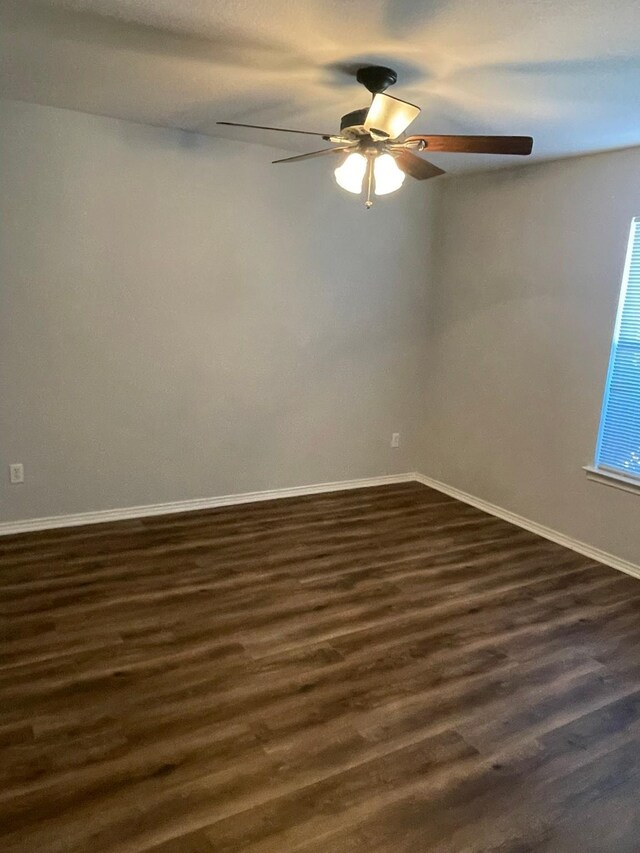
355 65 398 94
217 65 533 207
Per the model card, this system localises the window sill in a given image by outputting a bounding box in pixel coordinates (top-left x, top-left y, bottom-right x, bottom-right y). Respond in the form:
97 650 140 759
584 466 640 497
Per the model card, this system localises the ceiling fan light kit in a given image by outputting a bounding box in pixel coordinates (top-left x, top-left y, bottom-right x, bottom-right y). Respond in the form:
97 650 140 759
218 65 534 209
373 153 406 195
334 150 406 207
334 152 367 194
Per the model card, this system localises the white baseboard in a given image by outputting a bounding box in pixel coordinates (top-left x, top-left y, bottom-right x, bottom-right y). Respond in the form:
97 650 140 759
0 473 417 536
414 472 640 581
4 470 638 585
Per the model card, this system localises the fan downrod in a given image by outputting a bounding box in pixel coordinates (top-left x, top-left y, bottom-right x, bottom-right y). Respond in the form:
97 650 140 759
356 65 398 94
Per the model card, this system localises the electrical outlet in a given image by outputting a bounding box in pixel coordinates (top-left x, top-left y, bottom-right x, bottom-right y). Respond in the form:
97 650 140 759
391 433 400 448
9 463 24 484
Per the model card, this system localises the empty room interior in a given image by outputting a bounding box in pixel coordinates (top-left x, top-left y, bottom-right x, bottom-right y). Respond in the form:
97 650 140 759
2 0 640 850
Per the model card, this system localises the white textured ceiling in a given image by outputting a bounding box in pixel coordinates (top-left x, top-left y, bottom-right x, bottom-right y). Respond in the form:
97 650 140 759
2 0 640 172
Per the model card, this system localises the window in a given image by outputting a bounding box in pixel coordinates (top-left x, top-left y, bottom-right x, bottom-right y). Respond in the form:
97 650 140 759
593 217 640 485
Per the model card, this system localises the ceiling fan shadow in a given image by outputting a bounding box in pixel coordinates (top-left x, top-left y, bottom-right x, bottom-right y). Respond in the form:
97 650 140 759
324 57 426 90
380 0 450 38
0 0 310 73
445 54 640 115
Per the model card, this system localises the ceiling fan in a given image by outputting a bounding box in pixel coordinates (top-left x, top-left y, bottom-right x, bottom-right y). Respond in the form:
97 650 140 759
218 65 533 208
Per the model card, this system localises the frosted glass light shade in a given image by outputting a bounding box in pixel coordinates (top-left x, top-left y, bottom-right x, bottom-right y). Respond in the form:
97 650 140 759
364 93 421 140
373 154 405 195
334 153 367 194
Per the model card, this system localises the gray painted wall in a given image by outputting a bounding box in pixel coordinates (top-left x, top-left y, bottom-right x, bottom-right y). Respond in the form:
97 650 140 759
419 149 640 565
1 99 434 521
3 97 638 568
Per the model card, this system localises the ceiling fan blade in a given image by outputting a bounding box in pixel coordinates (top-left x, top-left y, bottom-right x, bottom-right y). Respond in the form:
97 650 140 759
405 135 533 155
217 121 331 138
364 93 421 140
393 151 446 181
272 146 356 164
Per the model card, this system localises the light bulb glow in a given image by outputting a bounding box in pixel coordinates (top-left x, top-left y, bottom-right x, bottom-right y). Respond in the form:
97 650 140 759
334 153 367 194
373 153 405 195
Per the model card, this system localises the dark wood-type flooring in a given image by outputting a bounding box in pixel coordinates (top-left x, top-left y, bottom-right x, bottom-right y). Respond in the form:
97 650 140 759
2 482 640 852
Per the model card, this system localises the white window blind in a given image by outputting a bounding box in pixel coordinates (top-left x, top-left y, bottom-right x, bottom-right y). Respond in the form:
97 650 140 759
595 217 640 481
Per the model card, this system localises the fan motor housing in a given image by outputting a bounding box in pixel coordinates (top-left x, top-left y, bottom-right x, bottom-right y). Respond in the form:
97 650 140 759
340 108 369 132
